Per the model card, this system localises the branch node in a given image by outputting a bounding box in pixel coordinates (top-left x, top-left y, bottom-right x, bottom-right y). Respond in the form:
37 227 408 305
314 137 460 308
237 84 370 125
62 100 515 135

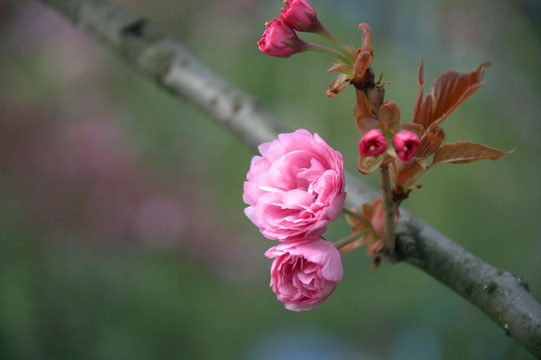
395 221 422 266
482 281 497 295
516 275 530 292
121 18 146 38
504 323 511 337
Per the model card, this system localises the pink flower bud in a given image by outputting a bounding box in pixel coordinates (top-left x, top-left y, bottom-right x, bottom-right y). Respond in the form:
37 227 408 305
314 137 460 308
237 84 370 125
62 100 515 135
358 129 388 157
258 18 305 58
265 238 343 311
392 131 420 162
280 0 320 32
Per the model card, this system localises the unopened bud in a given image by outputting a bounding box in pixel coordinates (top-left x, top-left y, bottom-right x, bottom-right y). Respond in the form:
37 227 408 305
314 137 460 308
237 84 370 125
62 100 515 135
258 18 306 58
280 0 320 32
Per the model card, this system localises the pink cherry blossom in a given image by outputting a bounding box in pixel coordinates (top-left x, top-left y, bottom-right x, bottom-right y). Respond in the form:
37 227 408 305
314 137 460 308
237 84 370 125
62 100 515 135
280 0 319 32
265 238 343 311
358 129 388 157
393 130 420 162
243 129 346 241
258 18 305 58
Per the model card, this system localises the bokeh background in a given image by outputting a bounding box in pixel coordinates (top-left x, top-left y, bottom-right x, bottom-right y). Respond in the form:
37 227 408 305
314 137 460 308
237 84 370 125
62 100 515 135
1 0 540 359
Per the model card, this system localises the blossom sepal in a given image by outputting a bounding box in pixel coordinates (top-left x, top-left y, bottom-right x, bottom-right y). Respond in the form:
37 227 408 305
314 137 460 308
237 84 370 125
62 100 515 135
326 24 373 97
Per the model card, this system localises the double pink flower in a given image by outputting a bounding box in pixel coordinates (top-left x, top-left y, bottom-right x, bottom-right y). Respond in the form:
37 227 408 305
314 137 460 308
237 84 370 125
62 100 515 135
265 239 343 311
244 129 346 240
243 129 345 311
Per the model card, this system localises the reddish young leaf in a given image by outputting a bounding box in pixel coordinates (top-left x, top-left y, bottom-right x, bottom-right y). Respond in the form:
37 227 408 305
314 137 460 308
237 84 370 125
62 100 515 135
399 123 424 138
430 141 511 167
355 115 379 135
412 59 424 126
378 101 400 130
354 89 373 116
414 62 491 130
327 72 351 97
392 160 427 187
358 23 373 51
328 62 353 74
414 127 445 160
339 237 368 253
354 89 379 134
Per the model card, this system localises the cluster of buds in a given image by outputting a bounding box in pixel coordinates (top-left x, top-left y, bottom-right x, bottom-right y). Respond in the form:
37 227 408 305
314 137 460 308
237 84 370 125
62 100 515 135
359 129 420 162
258 1 423 171
258 0 353 64
258 0 319 58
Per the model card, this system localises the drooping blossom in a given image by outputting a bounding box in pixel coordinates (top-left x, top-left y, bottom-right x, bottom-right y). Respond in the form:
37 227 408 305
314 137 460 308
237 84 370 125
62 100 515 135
280 0 320 32
265 238 343 311
358 129 388 157
392 131 420 162
258 18 306 58
243 129 346 241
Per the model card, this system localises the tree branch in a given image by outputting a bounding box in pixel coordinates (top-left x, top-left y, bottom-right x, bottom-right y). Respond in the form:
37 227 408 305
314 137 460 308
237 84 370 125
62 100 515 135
39 0 541 356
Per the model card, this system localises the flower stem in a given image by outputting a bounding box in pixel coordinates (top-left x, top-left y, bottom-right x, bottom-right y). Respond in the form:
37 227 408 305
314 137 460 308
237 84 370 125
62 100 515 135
380 165 397 261
342 207 360 219
304 42 351 65
314 22 352 64
334 229 368 250
342 207 371 226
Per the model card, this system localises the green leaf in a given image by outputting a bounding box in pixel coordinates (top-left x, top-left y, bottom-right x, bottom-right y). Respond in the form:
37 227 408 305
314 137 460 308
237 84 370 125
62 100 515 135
358 154 383 174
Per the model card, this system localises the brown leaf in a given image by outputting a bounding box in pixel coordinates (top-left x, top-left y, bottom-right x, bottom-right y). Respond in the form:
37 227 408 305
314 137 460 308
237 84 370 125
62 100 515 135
378 101 400 130
399 123 424 138
358 23 373 51
414 128 445 160
367 239 384 256
412 59 424 126
392 160 427 187
354 89 373 117
339 235 369 253
414 62 491 130
430 141 511 167
327 62 353 74
327 73 351 98
355 116 379 135
353 49 373 80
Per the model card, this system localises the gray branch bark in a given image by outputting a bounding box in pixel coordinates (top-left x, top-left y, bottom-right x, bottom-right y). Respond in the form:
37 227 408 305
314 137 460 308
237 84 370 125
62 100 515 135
39 0 541 356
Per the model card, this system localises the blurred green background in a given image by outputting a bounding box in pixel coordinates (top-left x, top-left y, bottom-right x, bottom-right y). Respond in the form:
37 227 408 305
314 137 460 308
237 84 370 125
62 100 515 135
0 0 540 359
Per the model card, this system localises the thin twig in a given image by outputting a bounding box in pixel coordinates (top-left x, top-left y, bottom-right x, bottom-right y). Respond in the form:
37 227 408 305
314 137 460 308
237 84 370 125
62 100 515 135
379 165 397 261
333 230 366 250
